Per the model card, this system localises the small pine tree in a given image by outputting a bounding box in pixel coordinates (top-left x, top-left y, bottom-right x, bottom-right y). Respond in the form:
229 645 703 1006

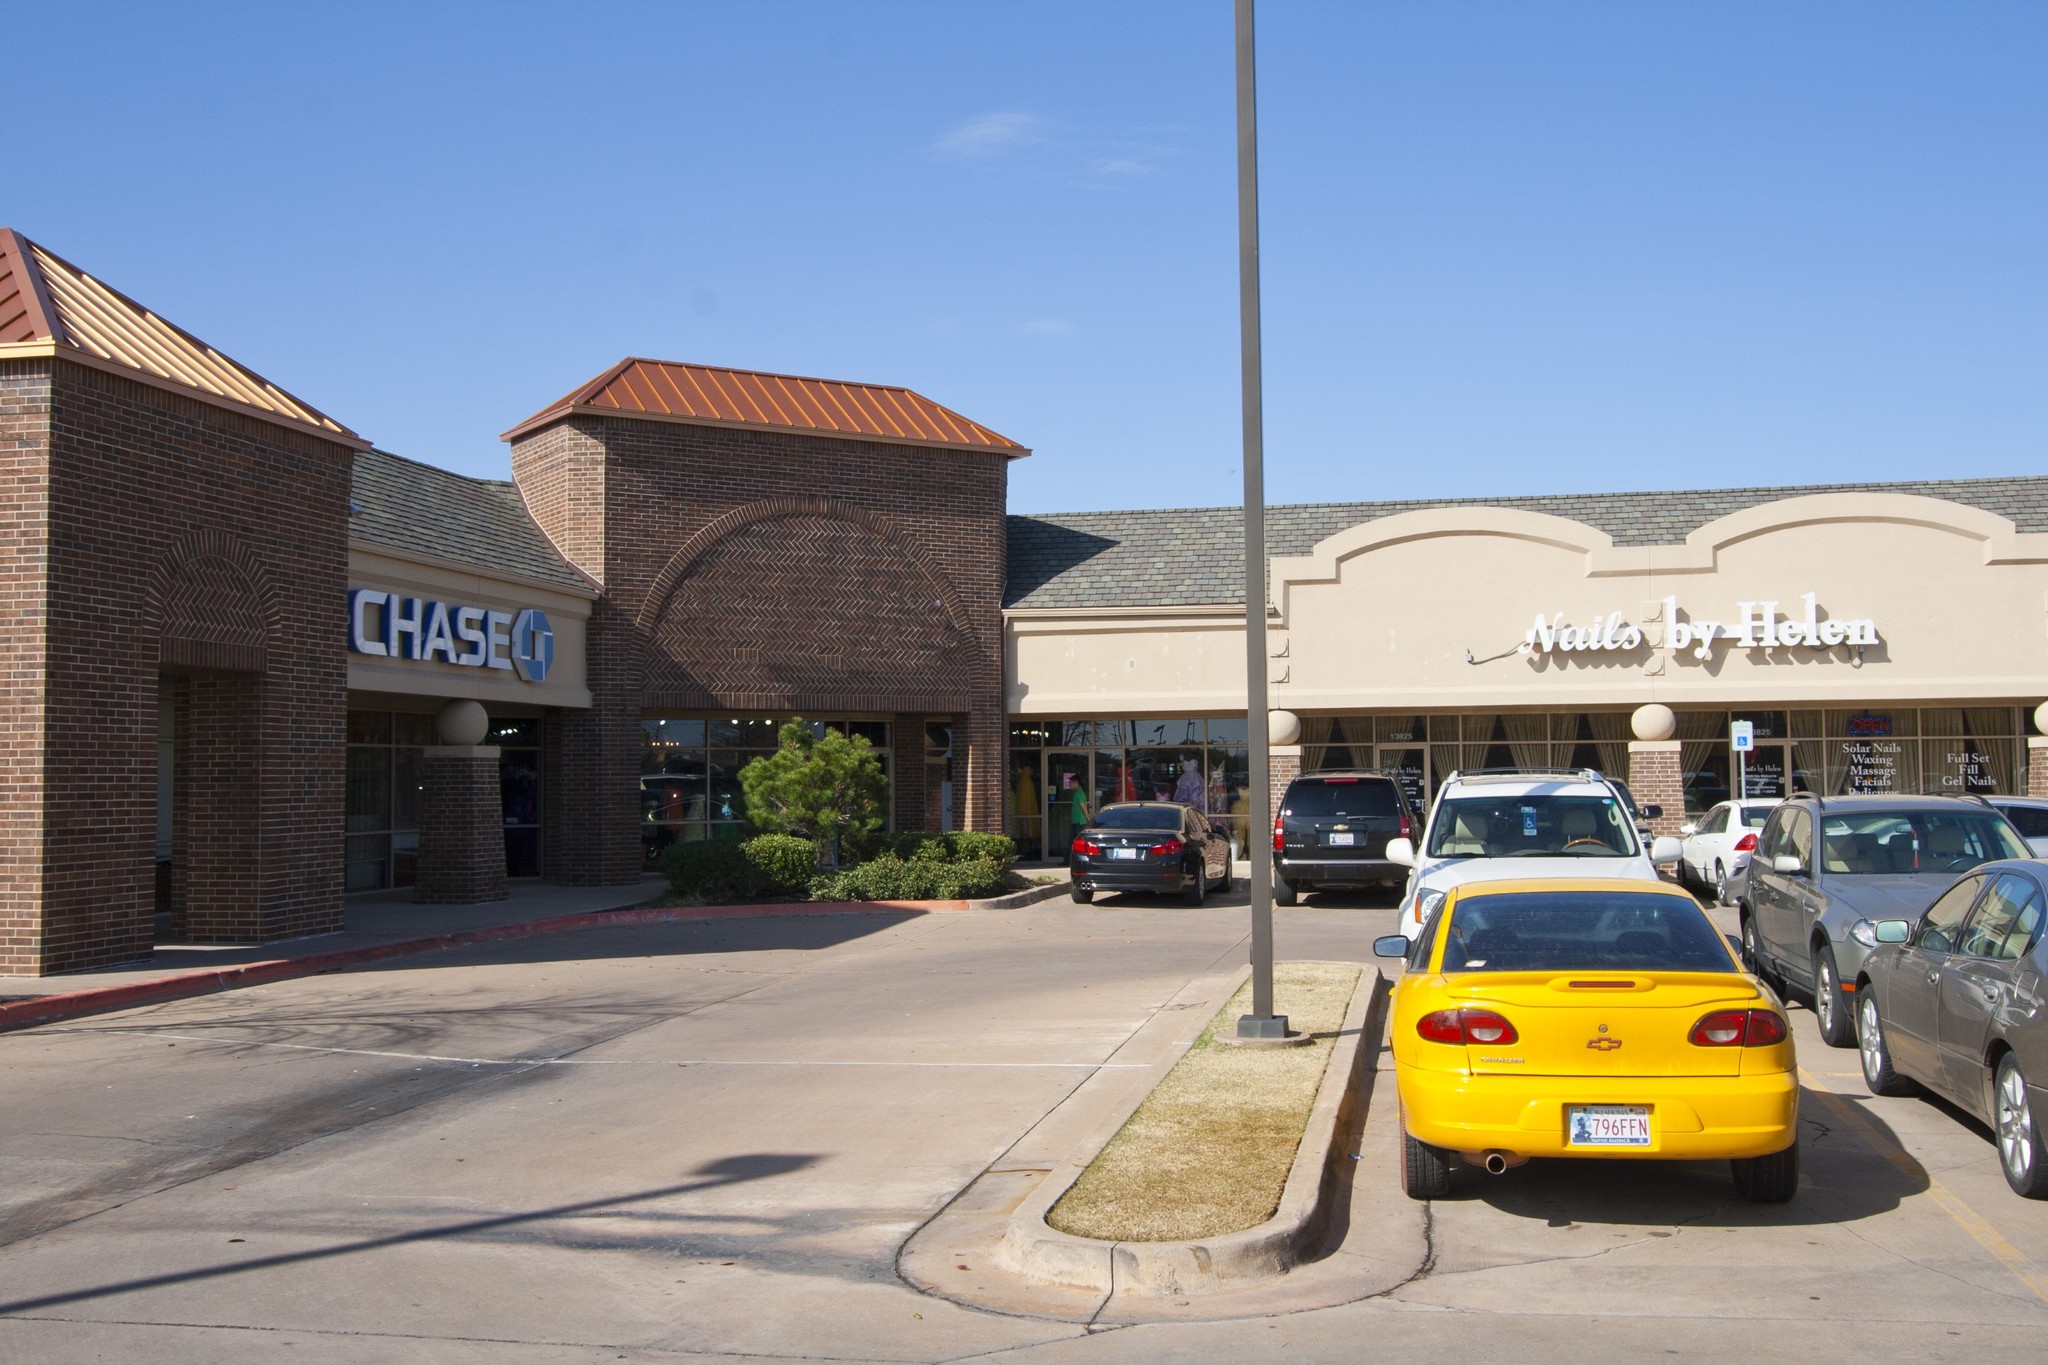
738 720 888 852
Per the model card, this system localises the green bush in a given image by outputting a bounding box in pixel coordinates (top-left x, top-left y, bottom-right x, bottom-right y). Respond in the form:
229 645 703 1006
738 720 887 845
659 833 818 901
949 831 1018 866
808 853 1010 903
842 829 1019 870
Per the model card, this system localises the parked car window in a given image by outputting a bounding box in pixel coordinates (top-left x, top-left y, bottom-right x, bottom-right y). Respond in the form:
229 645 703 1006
1439 892 1736 974
1916 874 1988 955
1756 811 1787 864
1425 795 1639 859
1736 805 1774 828
1782 810 1813 871
2002 806 2048 839
1819 811 2026 875
1957 874 2044 962
1283 779 1400 818
1696 807 1726 836
1091 806 1182 831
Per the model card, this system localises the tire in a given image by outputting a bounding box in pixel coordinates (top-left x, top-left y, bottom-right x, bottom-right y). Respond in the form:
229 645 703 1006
1857 986 1916 1097
1995 1055 2048 1199
1274 876 1298 908
1401 1119 1453 1200
1731 1142 1800 1204
1813 944 1856 1048
1070 884 1094 904
1712 860 1728 904
1183 861 1206 907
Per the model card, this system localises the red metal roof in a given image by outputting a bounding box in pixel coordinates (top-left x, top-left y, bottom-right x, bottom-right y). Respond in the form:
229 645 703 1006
0 228 365 447
502 358 1028 455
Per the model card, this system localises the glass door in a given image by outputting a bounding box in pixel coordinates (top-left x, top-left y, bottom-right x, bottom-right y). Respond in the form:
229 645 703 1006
1045 750 1097 860
1742 742 1789 799
1376 745 1428 813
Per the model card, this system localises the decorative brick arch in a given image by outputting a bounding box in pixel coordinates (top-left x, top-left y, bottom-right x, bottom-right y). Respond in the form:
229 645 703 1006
635 495 995 713
145 528 279 674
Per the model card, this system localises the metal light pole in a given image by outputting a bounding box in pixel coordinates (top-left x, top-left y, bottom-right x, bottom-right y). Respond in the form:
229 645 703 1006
1234 0 1287 1041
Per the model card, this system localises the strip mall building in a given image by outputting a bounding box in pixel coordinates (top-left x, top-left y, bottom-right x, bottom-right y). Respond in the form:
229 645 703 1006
5 228 2047 975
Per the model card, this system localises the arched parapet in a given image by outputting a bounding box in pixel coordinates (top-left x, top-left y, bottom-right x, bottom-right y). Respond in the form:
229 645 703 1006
1626 492 2048 576
1270 505 1616 624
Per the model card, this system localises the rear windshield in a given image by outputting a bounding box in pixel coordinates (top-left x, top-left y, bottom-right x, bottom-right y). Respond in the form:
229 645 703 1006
1818 810 2028 875
1093 806 1183 831
1425 793 1640 858
1283 779 1400 819
1440 891 1738 974
1737 805 1773 828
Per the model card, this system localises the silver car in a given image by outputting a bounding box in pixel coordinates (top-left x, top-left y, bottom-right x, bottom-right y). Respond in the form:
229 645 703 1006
1740 794 2030 1049
1852 860 2048 1197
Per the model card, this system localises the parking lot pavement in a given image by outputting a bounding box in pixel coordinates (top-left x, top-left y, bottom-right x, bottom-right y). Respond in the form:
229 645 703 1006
5 896 2048 1362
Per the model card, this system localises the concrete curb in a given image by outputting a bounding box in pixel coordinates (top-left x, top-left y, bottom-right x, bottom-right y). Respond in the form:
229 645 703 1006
995 965 1390 1298
976 880 1070 909
0 898 968 1035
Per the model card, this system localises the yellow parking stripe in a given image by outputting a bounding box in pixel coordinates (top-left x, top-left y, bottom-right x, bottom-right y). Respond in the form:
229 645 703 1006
1800 1067 2048 1307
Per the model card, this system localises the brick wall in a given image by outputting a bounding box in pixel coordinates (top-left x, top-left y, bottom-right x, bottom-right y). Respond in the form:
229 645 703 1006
1627 740 1686 843
416 748 510 904
0 358 351 974
2030 738 2048 799
513 417 1010 881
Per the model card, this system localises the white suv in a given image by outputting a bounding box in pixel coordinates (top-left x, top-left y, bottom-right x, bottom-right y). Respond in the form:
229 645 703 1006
1388 769 1684 941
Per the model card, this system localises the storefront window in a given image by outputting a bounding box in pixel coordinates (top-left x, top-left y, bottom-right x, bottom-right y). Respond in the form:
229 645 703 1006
640 713 895 865
344 710 424 892
493 718 543 877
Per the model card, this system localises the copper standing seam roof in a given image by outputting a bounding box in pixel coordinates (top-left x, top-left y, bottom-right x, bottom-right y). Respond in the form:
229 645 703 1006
0 228 366 448
501 357 1029 455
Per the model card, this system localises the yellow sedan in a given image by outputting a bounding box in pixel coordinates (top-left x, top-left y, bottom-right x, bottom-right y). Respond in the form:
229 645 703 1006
1375 878 1800 1202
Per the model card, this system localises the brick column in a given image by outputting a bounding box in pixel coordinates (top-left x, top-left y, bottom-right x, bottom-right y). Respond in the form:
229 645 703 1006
960 708 1006 834
1269 747 1302 818
1627 740 1685 841
2029 737 2048 798
892 713 928 832
416 746 508 904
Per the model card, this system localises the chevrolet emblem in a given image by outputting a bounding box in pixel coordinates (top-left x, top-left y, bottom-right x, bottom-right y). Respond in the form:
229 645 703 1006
1586 1037 1623 1052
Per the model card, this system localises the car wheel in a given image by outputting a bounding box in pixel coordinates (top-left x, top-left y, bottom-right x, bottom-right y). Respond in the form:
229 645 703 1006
1274 876 1297 907
1995 1056 2048 1199
1183 861 1206 907
1813 945 1856 1048
1857 987 1916 1097
1401 1117 1453 1200
1712 859 1728 903
1070 884 1094 904
1730 1142 1799 1204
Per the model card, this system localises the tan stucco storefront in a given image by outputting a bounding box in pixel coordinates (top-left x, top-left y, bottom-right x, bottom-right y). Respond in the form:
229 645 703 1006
1003 486 2048 854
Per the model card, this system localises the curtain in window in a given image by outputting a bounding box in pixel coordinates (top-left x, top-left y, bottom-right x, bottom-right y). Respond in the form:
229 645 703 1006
1503 714 1548 769
1588 712 1631 780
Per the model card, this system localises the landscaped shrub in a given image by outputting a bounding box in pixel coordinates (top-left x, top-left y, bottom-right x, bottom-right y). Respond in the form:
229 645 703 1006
807 853 1011 903
659 833 819 901
948 831 1018 866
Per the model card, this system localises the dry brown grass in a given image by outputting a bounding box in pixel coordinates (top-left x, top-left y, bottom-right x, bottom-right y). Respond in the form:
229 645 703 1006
1046 960 1362 1242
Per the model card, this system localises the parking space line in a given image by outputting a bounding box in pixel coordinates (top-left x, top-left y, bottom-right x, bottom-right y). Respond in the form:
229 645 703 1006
1800 1067 2048 1308
40 1027 1149 1070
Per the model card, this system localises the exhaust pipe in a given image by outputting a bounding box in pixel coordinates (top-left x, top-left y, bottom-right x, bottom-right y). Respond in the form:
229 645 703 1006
1458 1149 1528 1174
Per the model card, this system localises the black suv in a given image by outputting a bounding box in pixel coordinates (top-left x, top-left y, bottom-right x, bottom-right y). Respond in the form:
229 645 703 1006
1273 770 1418 906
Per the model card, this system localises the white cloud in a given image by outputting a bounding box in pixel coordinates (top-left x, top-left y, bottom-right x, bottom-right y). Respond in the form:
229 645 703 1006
932 112 1039 160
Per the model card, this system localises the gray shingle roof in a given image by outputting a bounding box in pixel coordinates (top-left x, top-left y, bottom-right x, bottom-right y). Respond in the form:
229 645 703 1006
350 449 591 594
1005 475 2048 611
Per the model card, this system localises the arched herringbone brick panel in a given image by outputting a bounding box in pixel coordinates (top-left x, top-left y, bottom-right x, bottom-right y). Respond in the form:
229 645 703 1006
154 552 270 673
641 510 976 714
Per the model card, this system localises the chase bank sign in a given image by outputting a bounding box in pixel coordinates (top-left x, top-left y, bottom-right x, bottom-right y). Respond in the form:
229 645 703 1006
348 589 554 684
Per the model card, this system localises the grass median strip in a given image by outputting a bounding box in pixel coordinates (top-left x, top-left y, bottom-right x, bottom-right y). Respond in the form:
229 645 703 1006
1047 960 1362 1242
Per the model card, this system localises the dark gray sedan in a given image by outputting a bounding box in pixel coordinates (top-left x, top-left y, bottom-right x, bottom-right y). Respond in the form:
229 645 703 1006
1853 859 2048 1197
1069 802 1231 905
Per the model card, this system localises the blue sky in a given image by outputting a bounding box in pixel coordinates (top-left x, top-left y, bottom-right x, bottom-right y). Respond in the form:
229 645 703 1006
12 2 2045 513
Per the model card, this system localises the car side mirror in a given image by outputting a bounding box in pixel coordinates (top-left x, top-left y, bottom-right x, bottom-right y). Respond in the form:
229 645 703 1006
1679 823 1698 838
1373 934 1411 958
1772 854 1805 876
1650 836 1683 865
1644 804 1663 820
1876 919 1910 944
1385 837 1416 867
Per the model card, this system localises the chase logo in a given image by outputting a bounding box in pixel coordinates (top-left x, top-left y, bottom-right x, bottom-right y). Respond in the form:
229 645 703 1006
511 608 554 683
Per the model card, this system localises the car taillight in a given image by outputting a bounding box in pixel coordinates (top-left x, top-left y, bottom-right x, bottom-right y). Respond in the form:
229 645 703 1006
1689 1009 1787 1047
1416 1008 1518 1046
1274 814 1285 854
1149 838 1185 857
1071 837 1101 856
1398 813 1412 839
1733 833 1758 853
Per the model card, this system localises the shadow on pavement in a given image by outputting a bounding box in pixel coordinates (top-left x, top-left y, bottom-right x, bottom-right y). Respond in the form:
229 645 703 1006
1430 1085 1928 1228
0 1153 821 1317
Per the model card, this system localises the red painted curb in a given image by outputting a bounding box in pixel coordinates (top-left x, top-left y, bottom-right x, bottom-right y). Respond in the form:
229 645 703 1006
0 898 967 1035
